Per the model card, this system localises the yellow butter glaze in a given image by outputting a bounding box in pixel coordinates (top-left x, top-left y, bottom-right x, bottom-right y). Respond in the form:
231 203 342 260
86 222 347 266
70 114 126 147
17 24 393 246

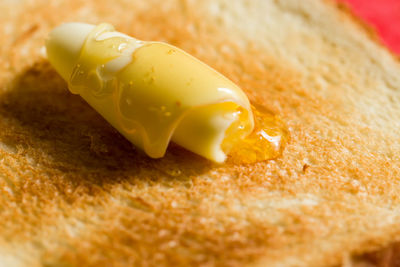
68 23 254 162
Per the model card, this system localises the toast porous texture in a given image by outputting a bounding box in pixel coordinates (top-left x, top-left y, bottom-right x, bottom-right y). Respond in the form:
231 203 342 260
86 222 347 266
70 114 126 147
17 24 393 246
0 0 400 266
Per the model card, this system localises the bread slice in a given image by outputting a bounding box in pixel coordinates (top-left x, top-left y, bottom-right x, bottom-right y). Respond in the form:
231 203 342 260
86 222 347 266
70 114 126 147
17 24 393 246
1 0 400 266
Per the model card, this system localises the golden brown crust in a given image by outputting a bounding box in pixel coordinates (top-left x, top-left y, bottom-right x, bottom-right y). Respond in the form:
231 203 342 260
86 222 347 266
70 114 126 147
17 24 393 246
1 0 400 266
327 2 400 266
330 0 400 61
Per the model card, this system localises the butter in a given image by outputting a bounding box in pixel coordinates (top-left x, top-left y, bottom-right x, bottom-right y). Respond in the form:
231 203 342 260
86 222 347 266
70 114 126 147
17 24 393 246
46 23 254 162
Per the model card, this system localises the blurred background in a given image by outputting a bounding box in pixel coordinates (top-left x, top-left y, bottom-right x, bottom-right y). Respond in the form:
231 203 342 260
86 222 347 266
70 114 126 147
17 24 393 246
339 0 400 54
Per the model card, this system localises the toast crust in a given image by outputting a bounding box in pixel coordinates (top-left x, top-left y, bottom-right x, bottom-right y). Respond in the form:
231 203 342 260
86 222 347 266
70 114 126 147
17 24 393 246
327 1 400 265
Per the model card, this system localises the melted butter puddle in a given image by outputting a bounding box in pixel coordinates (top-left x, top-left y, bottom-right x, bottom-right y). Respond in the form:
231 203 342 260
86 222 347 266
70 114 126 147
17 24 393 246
225 104 289 164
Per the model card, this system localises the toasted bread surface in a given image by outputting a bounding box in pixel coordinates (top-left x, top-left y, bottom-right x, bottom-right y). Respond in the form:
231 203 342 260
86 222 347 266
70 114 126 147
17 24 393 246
1 0 400 266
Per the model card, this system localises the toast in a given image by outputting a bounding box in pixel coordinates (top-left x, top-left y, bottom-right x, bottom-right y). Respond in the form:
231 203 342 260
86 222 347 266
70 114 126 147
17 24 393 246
0 0 400 266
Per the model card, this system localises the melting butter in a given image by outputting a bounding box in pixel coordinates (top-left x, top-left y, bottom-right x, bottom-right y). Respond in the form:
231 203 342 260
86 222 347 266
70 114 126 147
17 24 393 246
223 104 289 164
47 23 255 162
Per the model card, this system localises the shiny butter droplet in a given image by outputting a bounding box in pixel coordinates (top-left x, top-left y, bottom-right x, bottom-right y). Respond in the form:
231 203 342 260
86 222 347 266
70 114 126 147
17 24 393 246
166 168 182 177
118 43 127 51
224 104 289 164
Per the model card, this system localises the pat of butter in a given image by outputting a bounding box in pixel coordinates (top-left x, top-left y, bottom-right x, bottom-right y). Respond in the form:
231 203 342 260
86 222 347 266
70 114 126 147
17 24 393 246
46 23 254 162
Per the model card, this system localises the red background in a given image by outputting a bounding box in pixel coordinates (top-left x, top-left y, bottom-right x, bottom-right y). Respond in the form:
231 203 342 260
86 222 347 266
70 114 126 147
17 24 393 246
338 0 400 54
